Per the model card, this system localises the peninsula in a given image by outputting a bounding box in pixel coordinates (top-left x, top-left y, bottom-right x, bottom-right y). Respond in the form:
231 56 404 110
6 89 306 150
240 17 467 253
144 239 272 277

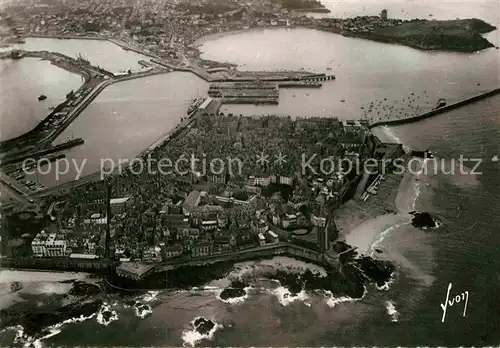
327 17 497 52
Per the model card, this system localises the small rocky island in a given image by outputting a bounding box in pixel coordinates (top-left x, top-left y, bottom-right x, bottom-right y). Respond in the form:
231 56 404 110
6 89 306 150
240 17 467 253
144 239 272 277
219 279 249 300
346 18 497 52
410 211 440 229
193 317 216 335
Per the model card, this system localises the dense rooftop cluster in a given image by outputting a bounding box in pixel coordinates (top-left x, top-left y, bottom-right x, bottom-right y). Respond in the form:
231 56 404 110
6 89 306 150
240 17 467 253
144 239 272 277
2 113 402 264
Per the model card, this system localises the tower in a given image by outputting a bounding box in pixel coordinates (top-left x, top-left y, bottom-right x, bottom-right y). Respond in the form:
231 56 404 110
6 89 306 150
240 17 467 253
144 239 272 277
381 9 388 21
311 202 329 252
105 179 112 259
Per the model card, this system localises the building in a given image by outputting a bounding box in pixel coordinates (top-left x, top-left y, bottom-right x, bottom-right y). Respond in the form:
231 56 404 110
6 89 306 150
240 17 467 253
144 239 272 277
32 231 49 257
165 244 183 259
258 233 266 246
182 190 202 214
200 219 218 231
192 242 213 257
281 214 297 229
266 230 279 244
110 196 133 214
207 169 227 185
245 185 262 195
143 246 162 263
255 176 271 187
252 219 269 234
44 233 67 257
279 176 293 186
311 214 327 227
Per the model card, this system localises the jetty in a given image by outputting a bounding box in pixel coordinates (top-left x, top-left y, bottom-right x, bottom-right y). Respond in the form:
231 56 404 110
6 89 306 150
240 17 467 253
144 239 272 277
369 87 500 128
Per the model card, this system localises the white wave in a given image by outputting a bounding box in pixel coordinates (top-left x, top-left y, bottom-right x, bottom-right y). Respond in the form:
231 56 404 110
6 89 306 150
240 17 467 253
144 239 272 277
21 282 74 295
181 317 222 348
385 300 399 322
227 256 327 279
272 286 309 306
140 291 160 302
0 270 87 284
411 157 431 210
381 126 410 152
12 310 97 348
376 271 396 291
216 287 251 304
96 303 118 326
369 221 410 256
323 287 367 308
134 302 152 319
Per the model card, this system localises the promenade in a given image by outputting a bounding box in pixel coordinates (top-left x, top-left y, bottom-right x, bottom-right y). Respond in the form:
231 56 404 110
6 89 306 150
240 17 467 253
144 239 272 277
0 242 338 283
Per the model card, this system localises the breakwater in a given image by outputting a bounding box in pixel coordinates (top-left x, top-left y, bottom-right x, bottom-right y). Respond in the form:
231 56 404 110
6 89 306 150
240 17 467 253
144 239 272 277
0 138 84 166
369 87 500 128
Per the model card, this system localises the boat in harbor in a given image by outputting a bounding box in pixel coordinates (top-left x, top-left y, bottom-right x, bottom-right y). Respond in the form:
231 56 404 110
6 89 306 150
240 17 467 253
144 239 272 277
187 97 203 115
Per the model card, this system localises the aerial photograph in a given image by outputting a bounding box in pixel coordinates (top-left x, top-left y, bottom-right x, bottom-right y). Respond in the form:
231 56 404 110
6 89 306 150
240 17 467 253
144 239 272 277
0 0 499 346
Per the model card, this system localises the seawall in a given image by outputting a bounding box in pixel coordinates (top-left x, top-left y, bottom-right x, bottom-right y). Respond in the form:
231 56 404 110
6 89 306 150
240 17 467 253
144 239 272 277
0 243 339 275
369 87 500 129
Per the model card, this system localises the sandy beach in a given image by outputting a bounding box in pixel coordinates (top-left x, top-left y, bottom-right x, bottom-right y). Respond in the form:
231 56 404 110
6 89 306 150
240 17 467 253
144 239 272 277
342 166 420 255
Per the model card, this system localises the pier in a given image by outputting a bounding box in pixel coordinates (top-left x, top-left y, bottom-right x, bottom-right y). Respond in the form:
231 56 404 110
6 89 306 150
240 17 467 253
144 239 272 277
369 87 500 129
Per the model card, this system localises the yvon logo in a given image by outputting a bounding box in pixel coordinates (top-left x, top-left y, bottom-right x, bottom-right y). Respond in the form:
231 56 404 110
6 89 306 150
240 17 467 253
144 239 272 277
440 282 469 322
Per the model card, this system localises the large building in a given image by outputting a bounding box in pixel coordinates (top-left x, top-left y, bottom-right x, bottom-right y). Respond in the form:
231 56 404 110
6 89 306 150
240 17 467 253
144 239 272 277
182 190 202 214
32 231 67 257
110 196 133 215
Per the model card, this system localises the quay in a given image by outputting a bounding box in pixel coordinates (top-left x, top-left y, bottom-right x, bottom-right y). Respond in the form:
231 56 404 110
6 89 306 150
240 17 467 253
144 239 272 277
369 87 500 128
0 138 84 167
211 73 335 83
220 97 279 105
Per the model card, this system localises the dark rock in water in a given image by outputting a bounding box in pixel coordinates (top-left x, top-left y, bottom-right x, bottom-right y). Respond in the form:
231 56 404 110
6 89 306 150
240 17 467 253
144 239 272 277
124 299 136 307
101 310 112 322
354 256 395 287
375 248 383 254
332 241 352 254
410 149 433 159
19 299 103 338
410 211 439 229
219 288 246 300
68 281 101 296
10 282 22 292
193 317 215 335
219 279 249 300
229 279 249 289
38 94 47 101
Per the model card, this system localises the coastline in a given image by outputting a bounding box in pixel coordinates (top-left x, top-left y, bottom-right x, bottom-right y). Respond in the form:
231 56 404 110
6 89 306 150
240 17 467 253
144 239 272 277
343 150 430 257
